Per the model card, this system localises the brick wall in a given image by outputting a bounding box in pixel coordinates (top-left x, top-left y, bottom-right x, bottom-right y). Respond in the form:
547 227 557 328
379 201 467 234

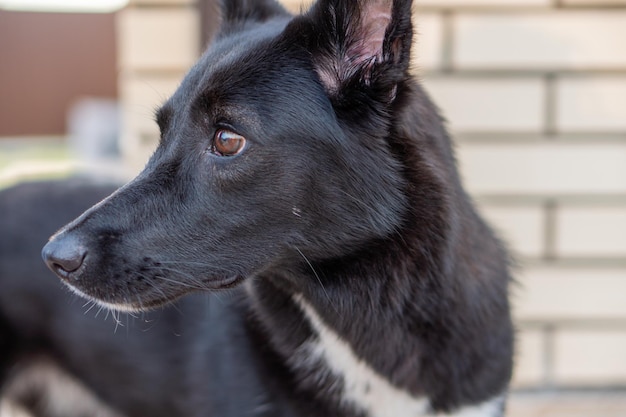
117 0 200 170
117 0 626 390
404 0 626 389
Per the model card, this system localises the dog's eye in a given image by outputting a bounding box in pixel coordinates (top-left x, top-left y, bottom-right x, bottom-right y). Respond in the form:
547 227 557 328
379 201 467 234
211 130 246 157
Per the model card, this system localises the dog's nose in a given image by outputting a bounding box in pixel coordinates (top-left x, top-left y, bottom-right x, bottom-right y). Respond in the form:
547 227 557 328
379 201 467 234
42 235 87 281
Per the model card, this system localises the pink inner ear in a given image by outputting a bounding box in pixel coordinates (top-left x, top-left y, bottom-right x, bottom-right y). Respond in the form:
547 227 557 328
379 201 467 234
349 0 392 65
315 0 393 94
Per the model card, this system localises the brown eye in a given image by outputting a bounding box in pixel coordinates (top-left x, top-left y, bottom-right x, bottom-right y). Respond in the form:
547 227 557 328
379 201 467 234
211 130 246 157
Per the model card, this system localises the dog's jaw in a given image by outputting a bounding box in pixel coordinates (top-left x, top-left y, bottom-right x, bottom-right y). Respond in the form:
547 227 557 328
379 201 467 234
62 273 246 313
62 284 144 314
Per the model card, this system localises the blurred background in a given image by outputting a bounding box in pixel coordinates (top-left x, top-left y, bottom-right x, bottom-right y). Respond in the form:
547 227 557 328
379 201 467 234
1 0 625 415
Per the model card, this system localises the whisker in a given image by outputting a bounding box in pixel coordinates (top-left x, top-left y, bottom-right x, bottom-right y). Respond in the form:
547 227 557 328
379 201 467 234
144 265 212 289
95 304 106 319
153 260 232 273
152 273 208 291
293 246 338 314
136 272 184 316
112 309 124 333
83 300 98 315
137 272 172 301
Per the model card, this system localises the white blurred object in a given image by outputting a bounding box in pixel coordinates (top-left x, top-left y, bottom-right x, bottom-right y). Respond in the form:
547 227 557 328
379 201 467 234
0 0 128 13
67 98 131 180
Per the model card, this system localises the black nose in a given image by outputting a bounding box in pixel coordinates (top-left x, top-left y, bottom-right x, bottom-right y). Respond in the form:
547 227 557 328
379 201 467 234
42 235 87 281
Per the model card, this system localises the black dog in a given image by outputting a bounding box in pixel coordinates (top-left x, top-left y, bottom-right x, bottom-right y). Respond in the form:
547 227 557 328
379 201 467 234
0 0 514 415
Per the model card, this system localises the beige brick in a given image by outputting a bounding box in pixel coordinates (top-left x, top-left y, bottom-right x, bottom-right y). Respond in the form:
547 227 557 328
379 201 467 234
283 0 554 12
419 0 550 6
563 0 626 5
422 77 544 132
120 74 184 136
556 206 626 258
129 0 195 4
511 329 545 388
121 130 159 175
509 392 626 417
279 0 312 13
119 74 183 171
454 12 626 70
282 0 553 10
413 13 444 71
555 331 626 385
557 77 626 132
277 6 443 70
514 267 626 320
457 142 626 194
118 8 200 71
479 205 545 258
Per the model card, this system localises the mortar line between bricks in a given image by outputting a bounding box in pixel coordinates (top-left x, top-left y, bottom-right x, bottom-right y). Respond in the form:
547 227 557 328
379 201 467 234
543 324 556 388
440 10 455 74
414 5 626 12
520 319 626 331
544 73 558 138
126 4 197 10
419 69 626 77
543 199 558 261
518 257 626 269
119 68 193 77
475 194 626 205
454 132 626 143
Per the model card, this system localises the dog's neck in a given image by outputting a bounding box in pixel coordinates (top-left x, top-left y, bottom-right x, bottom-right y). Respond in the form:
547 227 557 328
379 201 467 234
247 263 429 416
291 292 431 417
244 89 511 416
291 293 505 417
247 255 504 417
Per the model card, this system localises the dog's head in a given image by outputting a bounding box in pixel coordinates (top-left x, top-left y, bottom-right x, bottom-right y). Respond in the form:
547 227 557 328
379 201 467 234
43 0 415 311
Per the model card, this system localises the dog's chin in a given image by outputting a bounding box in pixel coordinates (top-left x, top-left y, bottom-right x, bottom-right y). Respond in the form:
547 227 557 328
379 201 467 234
62 275 246 313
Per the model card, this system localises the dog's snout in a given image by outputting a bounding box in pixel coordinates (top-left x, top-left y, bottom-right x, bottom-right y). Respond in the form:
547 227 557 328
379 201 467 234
42 235 87 281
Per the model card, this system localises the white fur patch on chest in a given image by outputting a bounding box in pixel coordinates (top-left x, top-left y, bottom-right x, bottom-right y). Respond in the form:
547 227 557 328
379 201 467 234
294 296 429 417
294 296 504 417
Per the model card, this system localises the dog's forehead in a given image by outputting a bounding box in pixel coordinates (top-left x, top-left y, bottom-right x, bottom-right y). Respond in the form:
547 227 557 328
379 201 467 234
164 17 311 115
196 19 294 92
156 16 338 148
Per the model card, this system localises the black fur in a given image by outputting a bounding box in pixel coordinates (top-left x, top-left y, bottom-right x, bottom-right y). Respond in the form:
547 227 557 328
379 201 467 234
0 0 513 416
219 0 289 27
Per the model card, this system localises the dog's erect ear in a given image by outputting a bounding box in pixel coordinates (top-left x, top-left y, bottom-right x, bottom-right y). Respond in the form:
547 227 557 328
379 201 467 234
304 0 413 99
219 0 289 27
